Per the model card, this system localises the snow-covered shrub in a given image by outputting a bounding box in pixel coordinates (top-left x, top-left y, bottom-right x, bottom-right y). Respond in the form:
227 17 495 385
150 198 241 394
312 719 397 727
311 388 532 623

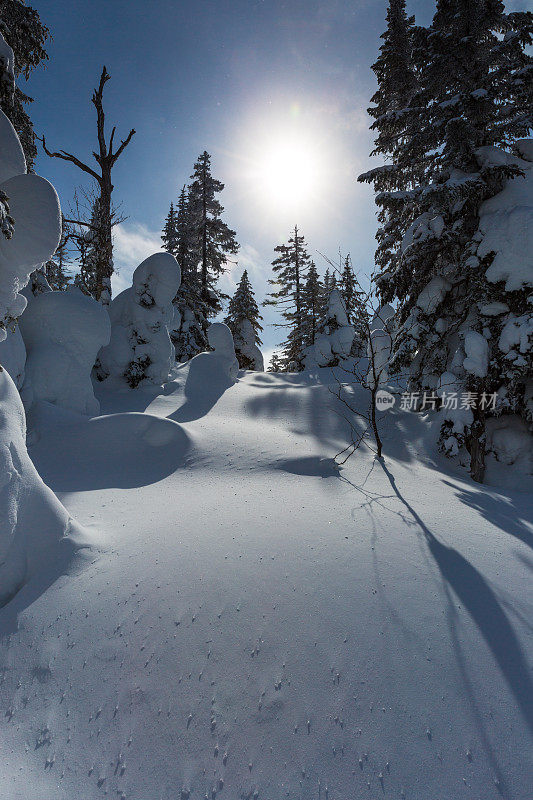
304 289 355 368
0 107 61 345
99 252 181 387
232 318 264 371
207 322 239 383
19 291 110 416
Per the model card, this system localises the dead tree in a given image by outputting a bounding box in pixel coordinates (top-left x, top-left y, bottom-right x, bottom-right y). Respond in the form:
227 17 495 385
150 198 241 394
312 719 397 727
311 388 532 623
39 66 135 304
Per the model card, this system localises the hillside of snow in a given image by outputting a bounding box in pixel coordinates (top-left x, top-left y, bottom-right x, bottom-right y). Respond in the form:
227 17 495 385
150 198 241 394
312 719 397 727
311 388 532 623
0 366 532 800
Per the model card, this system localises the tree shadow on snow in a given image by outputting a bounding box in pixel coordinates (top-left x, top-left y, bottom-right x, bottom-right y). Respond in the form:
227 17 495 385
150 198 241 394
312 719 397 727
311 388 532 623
377 459 533 792
169 353 236 423
273 456 341 478
441 479 533 551
30 412 191 491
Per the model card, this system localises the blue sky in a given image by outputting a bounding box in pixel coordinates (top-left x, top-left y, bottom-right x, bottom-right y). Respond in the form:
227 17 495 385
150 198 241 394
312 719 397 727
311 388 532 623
27 0 440 359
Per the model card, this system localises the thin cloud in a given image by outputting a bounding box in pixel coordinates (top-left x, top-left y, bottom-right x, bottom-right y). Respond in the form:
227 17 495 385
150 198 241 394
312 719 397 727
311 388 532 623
111 222 164 295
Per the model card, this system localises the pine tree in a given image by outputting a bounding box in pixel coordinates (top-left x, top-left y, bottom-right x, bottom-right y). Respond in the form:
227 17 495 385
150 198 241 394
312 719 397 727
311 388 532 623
188 151 239 316
360 0 533 482
0 0 50 170
161 202 178 257
265 226 313 371
44 221 71 290
301 261 322 348
225 270 263 344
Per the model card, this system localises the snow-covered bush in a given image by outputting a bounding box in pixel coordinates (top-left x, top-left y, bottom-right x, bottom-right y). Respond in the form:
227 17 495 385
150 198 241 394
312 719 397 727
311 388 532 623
304 289 355 368
99 252 181 387
232 318 264 371
19 291 110 416
207 322 239 383
0 107 61 345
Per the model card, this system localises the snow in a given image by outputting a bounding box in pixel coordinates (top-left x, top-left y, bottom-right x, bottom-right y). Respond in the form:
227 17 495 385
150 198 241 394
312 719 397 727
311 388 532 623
0 111 61 341
367 327 391 388
0 324 26 389
99 252 180 386
207 322 239 381
233 319 264 371
463 330 489 378
479 302 509 316
19 291 111 416
476 143 533 292
369 303 395 332
0 367 531 799
305 290 355 368
416 276 451 315
0 368 88 607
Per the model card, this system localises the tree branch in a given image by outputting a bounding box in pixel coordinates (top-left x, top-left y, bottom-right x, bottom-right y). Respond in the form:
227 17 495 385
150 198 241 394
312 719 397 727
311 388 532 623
111 128 136 165
38 135 101 182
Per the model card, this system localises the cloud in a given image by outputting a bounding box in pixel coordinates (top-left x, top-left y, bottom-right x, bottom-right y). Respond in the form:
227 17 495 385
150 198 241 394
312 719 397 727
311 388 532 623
111 221 164 295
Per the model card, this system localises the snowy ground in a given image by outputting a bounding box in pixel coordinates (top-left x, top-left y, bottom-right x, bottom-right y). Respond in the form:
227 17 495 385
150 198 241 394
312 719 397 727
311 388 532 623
1 366 532 800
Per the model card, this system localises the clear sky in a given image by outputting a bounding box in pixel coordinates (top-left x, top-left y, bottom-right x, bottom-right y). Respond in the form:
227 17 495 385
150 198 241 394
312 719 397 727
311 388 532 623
27 0 439 360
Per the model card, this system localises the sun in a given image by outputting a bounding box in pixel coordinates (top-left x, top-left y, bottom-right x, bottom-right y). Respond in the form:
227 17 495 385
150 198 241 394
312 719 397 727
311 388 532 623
254 136 321 210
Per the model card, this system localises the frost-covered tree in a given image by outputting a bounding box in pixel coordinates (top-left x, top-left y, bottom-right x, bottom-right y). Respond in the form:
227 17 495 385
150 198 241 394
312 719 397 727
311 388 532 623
0 0 50 170
265 225 312 371
99 252 181 387
360 0 533 482
188 151 239 316
224 269 264 370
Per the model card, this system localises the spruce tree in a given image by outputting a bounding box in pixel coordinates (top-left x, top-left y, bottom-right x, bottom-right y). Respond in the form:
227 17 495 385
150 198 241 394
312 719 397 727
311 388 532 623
0 0 50 170
361 0 533 482
301 261 322 348
225 270 263 345
265 226 312 370
161 202 179 257
188 151 239 316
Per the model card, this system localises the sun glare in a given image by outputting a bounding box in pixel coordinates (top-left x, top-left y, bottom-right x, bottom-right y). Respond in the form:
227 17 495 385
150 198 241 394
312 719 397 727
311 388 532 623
254 137 321 210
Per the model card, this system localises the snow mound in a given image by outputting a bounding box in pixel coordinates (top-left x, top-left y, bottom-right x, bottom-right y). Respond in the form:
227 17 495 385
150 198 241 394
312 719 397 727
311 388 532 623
208 322 239 382
233 319 264 371
99 252 181 387
19 291 111 416
0 368 85 607
0 324 26 389
0 111 61 341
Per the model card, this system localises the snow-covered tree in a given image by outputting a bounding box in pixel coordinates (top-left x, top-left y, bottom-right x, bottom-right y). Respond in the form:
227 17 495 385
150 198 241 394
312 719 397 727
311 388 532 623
224 269 264 370
162 186 208 362
161 201 179 257
0 0 50 170
301 261 322 349
99 252 181 387
265 225 312 371
268 352 282 373
188 151 239 316
304 289 355 369
360 0 533 482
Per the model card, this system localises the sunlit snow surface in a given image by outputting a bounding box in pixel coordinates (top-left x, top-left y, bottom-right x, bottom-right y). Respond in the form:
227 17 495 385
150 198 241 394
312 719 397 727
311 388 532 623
1 366 532 799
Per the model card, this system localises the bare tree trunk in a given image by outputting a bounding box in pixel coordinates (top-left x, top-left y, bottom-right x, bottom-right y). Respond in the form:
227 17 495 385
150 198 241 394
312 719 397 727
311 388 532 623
469 409 486 484
370 384 383 459
39 66 135 305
